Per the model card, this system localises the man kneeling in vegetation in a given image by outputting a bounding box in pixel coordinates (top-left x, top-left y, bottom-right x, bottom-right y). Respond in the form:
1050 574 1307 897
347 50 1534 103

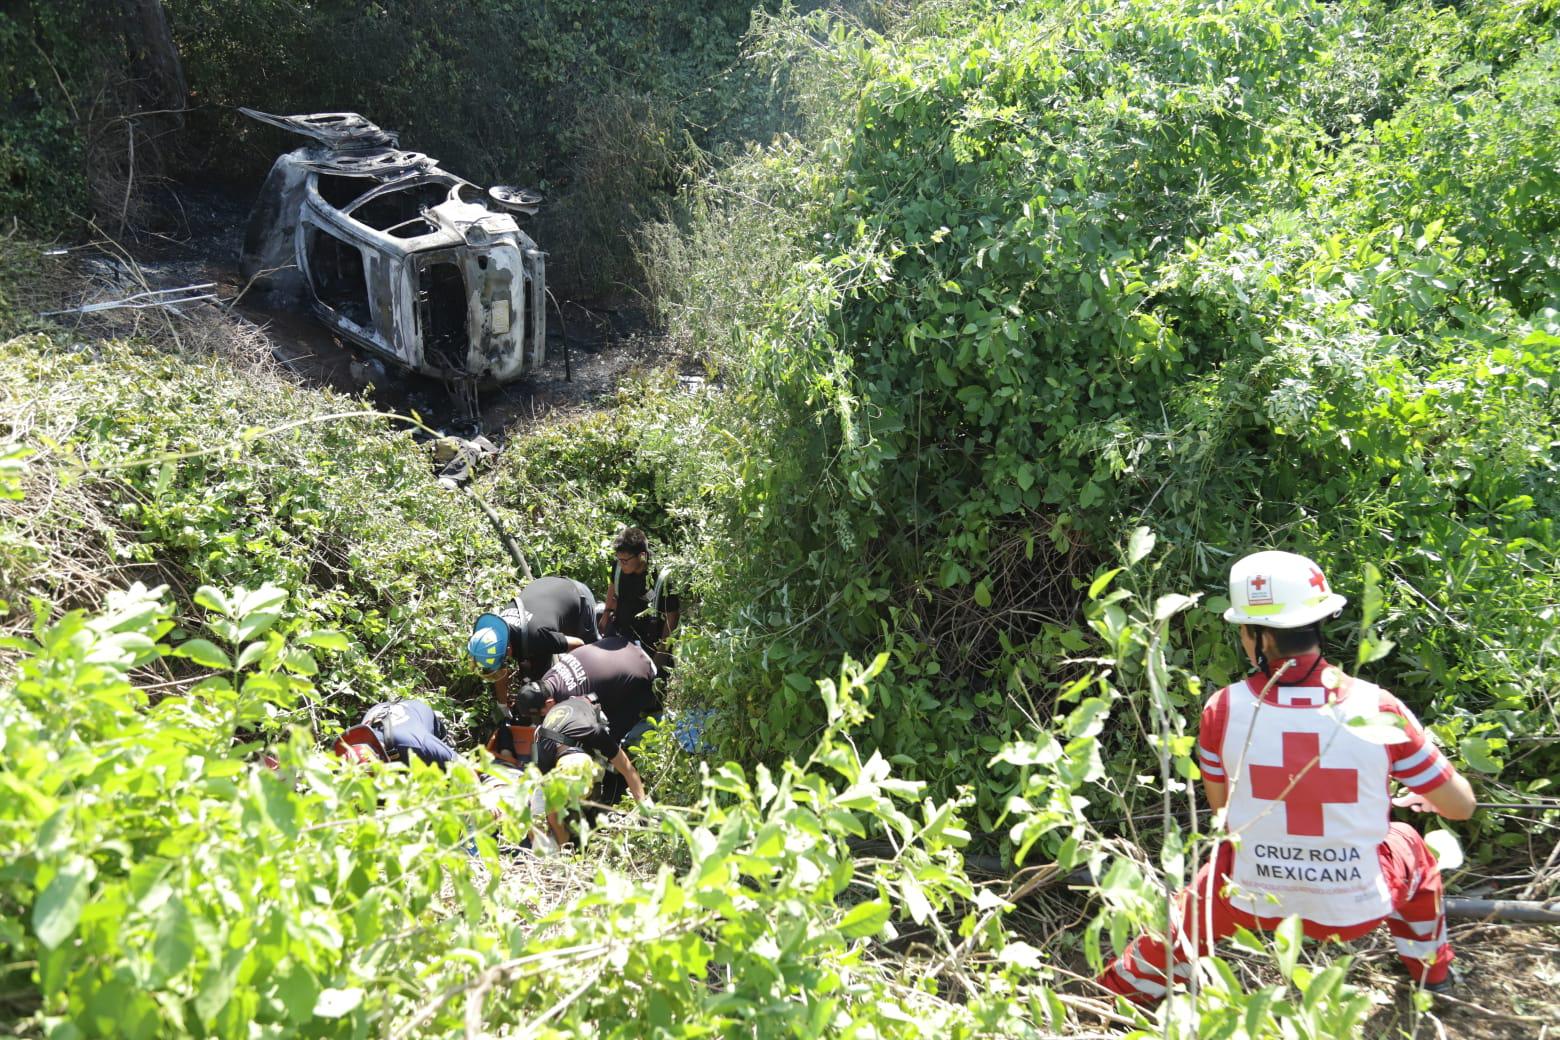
1100 552 1476 1002
333 699 458 767
515 636 660 748
468 574 602 685
523 692 648 847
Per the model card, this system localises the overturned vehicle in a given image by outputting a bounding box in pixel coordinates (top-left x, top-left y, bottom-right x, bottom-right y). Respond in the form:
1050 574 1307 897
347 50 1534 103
240 109 545 384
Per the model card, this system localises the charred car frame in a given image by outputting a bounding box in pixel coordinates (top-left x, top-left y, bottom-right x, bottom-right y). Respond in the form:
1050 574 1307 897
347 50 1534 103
240 109 545 384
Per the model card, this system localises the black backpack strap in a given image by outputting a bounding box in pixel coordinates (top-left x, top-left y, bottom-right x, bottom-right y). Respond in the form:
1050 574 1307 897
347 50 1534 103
649 567 671 614
501 595 530 661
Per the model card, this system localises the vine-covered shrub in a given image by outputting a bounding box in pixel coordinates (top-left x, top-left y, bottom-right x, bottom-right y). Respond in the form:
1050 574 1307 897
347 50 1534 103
0 322 508 734
650 0 1560 837
491 374 714 592
0 577 1065 1037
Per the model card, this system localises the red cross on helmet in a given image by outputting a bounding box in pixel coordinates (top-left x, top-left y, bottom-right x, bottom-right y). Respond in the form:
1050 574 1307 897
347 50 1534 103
1223 550 1348 628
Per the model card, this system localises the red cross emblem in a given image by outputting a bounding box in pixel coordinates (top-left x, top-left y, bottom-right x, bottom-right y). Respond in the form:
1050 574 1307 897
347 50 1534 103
1308 568 1328 592
1247 573 1273 605
1251 576 1266 590
1249 732 1358 836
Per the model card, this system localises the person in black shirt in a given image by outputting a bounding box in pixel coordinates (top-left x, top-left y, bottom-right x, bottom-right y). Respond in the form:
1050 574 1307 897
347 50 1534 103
513 636 659 748
333 699 458 768
467 575 603 700
532 695 646 845
602 527 680 655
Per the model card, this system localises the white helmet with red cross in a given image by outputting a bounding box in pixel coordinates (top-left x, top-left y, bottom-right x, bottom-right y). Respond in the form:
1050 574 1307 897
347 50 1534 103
1223 550 1347 628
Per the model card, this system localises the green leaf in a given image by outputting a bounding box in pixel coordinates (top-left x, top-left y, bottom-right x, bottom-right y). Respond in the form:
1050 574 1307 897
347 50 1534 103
34 858 93 949
155 459 176 497
314 987 365 1018
236 612 281 641
299 630 350 652
281 649 319 676
236 584 288 617
1126 526 1155 565
274 963 321 1024
1359 563 1384 627
196 946 243 1024
973 581 992 608
193 586 229 615
1274 915 1302 979
1087 567 1122 600
235 641 268 670
900 875 933 925
838 898 891 939
1357 635 1396 667
1345 712 1410 746
176 639 232 670
1459 736 1502 775
148 898 196 986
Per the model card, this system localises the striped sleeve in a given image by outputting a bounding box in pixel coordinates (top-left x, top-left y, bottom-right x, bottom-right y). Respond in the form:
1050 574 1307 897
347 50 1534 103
1380 692 1454 793
1198 687 1230 782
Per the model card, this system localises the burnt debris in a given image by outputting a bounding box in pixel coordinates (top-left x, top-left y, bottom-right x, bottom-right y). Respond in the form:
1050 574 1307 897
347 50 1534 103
239 109 546 385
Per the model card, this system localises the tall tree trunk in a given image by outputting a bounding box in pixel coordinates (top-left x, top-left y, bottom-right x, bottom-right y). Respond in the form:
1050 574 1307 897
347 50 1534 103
120 0 186 124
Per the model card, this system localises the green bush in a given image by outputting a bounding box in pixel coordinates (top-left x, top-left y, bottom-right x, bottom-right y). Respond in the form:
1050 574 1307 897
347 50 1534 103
0 576 1078 1037
0 4 120 228
0 322 515 734
647 0 1560 837
491 375 709 590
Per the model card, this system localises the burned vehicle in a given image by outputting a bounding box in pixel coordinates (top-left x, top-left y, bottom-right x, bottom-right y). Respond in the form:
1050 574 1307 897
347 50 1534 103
239 109 545 384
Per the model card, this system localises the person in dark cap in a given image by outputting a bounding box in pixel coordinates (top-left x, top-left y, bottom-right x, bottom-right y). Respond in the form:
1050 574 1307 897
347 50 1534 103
527 695 646 846
506 636 659 748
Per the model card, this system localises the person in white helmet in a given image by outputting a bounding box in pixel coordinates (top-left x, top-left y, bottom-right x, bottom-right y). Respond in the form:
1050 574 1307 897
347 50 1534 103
1099 551 1476 1004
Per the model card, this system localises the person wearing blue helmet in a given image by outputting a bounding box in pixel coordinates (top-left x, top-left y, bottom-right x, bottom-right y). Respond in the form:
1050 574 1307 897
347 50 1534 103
468 576 602 698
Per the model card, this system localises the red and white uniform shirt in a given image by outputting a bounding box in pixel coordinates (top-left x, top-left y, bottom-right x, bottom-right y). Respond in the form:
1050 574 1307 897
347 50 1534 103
1198 658 1454 928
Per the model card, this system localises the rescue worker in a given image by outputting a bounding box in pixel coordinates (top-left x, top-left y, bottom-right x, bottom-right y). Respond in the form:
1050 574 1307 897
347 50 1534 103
508 636 660 750
467 574 602 688
334 699 458 768
1099 550 1476 1002
524 692 647 846
601 527 680 661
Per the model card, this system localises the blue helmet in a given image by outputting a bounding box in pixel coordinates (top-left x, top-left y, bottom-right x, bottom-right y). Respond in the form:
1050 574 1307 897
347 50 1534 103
468 613 510 672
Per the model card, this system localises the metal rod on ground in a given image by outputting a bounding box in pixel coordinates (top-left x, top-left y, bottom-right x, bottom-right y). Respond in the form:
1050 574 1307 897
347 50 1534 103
959 861 1560 923
41 282 219 316
466 489 534 583
1086 801 1560 829
1443 899 1560 923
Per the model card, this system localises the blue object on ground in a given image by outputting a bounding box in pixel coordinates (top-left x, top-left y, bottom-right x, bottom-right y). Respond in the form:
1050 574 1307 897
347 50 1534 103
673 708 716 753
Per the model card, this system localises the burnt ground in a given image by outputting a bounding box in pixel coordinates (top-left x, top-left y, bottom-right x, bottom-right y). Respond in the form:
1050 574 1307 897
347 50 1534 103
102 181 668 441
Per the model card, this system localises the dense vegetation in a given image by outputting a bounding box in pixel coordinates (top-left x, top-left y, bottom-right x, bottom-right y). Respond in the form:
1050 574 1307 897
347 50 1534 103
2 0 768 293
653 0 1560 844
2 0 1558 1036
